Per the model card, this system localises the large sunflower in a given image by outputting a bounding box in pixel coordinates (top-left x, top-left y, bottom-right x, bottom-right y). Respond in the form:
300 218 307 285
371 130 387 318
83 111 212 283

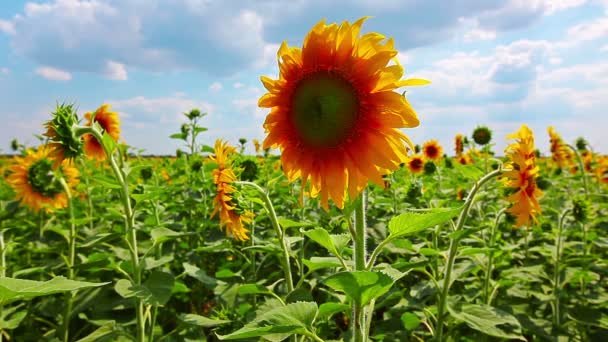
422 140 443 161
258 17 427 209
6 145 79 212
210 140 253 241
503 125 542 227
83 104 121 161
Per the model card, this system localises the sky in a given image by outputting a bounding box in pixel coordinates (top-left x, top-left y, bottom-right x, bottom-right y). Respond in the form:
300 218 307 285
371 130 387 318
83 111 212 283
0 0 607 156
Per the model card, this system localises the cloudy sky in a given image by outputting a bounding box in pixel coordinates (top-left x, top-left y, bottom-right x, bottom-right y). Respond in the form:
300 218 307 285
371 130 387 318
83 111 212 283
0 0 606 155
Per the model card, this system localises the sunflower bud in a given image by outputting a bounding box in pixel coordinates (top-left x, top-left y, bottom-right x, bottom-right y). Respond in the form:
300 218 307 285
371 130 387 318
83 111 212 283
140 166 153 181
472 126 492 145
572 198 589 223
406 179 423 204
575 137 588 151
44 103 84 163
414 144 421 153
10 139 19 152
191 160 203 172
423 160 436 175
444 157 453 169
536 176 551 190
238 158 259 181
185 108 202 120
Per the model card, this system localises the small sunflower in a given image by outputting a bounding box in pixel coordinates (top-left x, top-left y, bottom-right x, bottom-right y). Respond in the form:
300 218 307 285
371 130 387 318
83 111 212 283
422 140 443 161
6 145 79 212
258 17 428 209
209 139 253 241
407 154 425 174
44 103 84 164
547 126 573 168
597 156 608 185
503 125 542 227
456 154 472 165
454 133 464 156
253 139 261 154
83 104 121 161
472 126 492 145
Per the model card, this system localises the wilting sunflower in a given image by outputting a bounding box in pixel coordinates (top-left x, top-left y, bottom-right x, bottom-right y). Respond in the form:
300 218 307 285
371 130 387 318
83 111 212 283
454 133 464 156
503 125 543 227
209 140 253 241
422 140 443 161
258 17 428 209
83 104 121 161
6 145 79 212
407 154 425 174
547 126 573 168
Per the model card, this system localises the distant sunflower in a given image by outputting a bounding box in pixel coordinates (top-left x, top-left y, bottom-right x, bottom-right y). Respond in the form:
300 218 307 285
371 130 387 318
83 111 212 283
503 125 542 227
454 133 464 156
209 140 253 241
83 104 121 161
422 140 443 161
457 154 472 165
258 17 428 209
597 156 608 185
6 145 79 212
407 154 425 174
253 139 261 154
547 126 573 168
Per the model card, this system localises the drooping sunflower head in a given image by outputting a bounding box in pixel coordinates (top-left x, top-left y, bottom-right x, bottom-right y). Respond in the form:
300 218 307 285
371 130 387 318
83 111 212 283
503 125 542 228
83 104 121 161
6 145 79 212
44 103 84 163
407 154 425 174
258 17 428 209
454 133 464 156
547 126 573 168
472 126 492 146
422 140 443 161
209 139 253 241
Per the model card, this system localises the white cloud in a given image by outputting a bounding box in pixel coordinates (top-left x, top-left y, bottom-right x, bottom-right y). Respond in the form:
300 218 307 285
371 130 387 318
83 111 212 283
111 95 214 124
233 82 244 89
0 19 15 35
104 60 127 80
543 0 587 14
209 82 223 91
0 67 9 75
565 17 608 42
463 28 497 42
35 66 72 81
397 52 411 64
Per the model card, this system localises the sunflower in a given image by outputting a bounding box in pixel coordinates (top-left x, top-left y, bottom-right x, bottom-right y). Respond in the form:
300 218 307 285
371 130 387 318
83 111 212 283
547 126 573 168
503 125 542 227
456 154 472 165
83 104 121 161
597 156 608 185
44 103 84 164
209 139 253 241
407 154 425 174
422 140 443 161
454 133 464 156
6 145 79 212
253 139 261 154
258 17 427 209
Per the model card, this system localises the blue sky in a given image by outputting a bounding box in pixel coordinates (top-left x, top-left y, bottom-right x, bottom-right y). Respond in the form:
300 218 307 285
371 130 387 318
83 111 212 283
0 0 607 155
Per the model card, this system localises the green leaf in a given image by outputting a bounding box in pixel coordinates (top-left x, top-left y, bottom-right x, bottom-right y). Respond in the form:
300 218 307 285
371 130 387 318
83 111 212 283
143 255 174 270
178 313 231 327
74 322 116 342
238 284 272 296
302 257 343 273
80 233 119 248
91 175 121 189
170 132 188 140
401 312 421 331
217 301 318 340
0 277 108 305
193 127 208 133
0 304 27 330
150 227 186 244
322 271 401 306
318 302 350 320
455 164 485 180
388 207 461 240
182 262 217 287
303 228 350 257
448 303 525 340
115 271 175 306
278 218 315 230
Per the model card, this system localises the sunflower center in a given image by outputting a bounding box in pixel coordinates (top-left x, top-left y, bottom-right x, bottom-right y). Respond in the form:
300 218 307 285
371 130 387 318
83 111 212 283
291 72 359 147
27 159 62 197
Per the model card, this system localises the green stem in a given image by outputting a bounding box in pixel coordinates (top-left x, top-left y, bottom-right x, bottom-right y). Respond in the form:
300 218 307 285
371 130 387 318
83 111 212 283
435 168 504 342
59 178 76 342
236 181 294 293
0 229 5 342
353 192 367 342
484 208 506 305
553 208 571 334
567 145 589 199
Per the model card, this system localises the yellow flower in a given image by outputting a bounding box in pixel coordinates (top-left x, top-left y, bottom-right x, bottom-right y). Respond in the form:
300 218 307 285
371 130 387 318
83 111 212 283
547 126 573 168
6 145 79 212
253 139 261 154
209 140 252 241
258 17 428 209
83 104 121 161
454 133 464 156
503 125 543 227
406 154 425 174
597 156 608 185
422 140 443 161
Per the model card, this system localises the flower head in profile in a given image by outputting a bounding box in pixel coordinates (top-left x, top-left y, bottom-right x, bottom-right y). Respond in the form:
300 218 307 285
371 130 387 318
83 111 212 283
547 126 573 168
6 145 79 212
44 103 84 164
83 104 121 161
209 139 253 241
454 133 464 156
253 139 261 154
406 154 425 174
422 140 443 161
597 156 608 185
503 125 542 227
258 17 428 209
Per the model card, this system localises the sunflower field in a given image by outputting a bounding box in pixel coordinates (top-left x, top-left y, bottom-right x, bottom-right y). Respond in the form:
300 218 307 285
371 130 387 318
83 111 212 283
0 18 607 342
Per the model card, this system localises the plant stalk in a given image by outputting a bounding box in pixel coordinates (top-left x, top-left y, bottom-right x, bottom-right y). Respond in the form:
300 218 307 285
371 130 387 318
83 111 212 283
553 208 571 334
353 192 367 342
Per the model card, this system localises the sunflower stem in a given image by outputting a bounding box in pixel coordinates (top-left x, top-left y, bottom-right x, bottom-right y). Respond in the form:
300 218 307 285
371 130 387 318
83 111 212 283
435 167 504 342
236 181 294 293
567 144 590 200
353 191 367 342
58 177 76 342
484 208 506 305
0 229 4 342
553 208 571 335
88 126 146 342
